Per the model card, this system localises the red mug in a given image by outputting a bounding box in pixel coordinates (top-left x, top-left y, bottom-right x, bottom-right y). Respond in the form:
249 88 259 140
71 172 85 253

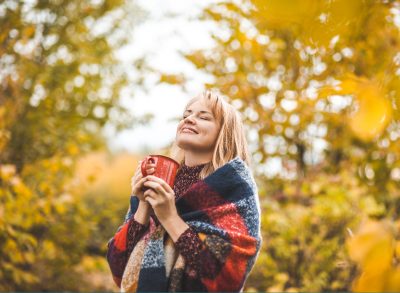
141 155 180 188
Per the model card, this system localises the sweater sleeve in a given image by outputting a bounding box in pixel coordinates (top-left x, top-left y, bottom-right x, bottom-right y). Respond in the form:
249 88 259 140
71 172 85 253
174 227 223 279
174 225 258 292
106 207 148 288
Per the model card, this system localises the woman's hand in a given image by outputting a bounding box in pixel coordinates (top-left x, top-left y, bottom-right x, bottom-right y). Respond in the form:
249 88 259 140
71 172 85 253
143 175 189 242
142 175 178 222
131 160 156 201
130 160 156 225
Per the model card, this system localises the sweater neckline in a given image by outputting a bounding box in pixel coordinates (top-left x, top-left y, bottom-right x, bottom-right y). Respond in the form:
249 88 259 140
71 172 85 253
180 162 207 172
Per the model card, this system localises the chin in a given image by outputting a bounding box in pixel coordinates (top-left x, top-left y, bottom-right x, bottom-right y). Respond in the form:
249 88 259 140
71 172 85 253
176 138 199 150
176 140 192 150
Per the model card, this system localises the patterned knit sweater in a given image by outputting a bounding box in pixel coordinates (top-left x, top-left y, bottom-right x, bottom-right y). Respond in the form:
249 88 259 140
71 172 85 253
107 158 261 292
107 162 207 288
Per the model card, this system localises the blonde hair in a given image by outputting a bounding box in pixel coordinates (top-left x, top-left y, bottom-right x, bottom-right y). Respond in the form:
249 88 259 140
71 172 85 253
170 90 250 179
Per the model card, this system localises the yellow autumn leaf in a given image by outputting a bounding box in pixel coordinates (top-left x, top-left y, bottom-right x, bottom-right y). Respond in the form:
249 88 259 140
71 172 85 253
22 26 36 42
322 75 392 141
353 266 400 292
12 185 30 199
267 284 284 292
305 0 365 46
351 269 387 292
339 78 361 94
349 85 392 141
54 202 66 214
347 220 398 292
0 164 16 180
67 144 80 156
385 268 400 291
396 241 400 259
41 240 57 260
318 75 363 98
252 0 319 28
347 220 394 271
159 74 185 85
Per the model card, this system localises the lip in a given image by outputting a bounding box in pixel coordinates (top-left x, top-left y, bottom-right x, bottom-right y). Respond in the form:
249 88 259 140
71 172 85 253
181 126 198 134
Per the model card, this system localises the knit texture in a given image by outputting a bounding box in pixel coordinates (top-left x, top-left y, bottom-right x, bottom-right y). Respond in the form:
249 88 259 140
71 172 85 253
119 157 261 292
107 162 207 287
173 162 206 199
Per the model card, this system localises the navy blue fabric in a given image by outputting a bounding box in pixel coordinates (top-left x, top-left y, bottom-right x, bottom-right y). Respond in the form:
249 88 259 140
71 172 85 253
130 196 140 215
204 159 254 204
137 267 168 292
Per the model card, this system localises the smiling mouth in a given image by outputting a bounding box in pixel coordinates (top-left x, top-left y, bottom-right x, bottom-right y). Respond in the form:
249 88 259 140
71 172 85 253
181 128 198 134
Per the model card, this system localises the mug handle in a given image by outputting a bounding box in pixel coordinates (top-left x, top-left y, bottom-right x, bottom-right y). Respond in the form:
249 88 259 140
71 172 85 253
141 156 156 176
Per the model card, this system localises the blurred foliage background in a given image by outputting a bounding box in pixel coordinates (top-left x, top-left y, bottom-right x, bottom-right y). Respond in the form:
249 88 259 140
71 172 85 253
1 0 400 291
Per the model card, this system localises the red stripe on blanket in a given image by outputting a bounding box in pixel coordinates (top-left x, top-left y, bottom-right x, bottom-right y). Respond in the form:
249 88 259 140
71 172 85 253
113 221 130 251
202 231 257 291
185 182 250 235
185 182 258 290
202 209 258 291
184 181 226 210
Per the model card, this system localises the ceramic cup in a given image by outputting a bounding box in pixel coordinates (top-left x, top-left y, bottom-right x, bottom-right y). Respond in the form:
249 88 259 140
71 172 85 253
140 155 180 188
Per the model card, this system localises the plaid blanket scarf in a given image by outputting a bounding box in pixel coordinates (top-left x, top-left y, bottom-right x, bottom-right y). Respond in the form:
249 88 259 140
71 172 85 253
120 157 261 292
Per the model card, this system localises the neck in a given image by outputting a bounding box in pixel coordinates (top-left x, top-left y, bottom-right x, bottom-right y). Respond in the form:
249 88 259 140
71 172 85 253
184 151 212 167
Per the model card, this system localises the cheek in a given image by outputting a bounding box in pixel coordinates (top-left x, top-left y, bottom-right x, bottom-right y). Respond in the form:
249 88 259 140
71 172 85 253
176 121 184 133
209 125 220 142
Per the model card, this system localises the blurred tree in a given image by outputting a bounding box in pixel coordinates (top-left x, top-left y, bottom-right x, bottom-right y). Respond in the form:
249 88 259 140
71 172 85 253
157 0 400 291
0 0 145 290
184 0 400 183
70 151 141 292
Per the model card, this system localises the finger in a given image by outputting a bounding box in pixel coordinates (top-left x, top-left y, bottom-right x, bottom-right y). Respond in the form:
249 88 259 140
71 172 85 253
145 196 156 207
145 175 173 193
132 172 141 180
134 177 148 189
143 180 165 194
146 163 156 173
131 176 137 187
143 188 156 198
135 171 143 179
132 169 142 182
146 167 155 174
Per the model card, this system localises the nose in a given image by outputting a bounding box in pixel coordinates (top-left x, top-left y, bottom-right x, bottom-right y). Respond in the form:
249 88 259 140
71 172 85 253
184 114 196 124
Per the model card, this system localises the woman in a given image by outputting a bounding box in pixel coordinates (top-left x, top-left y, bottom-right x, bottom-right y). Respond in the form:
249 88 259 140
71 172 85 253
107 90 261 292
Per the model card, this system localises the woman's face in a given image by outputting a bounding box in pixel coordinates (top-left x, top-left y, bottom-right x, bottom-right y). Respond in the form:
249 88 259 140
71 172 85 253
175 99 220 153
